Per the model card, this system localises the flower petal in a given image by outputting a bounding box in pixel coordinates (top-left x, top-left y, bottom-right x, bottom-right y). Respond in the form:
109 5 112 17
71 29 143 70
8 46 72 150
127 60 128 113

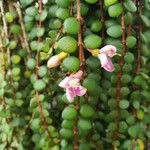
47 55 60 68
75 86 87 96
98 53 108 67
100 45 117 57
66 87 76 103
59 77 71 88
70 70 83 79
103 57 114 72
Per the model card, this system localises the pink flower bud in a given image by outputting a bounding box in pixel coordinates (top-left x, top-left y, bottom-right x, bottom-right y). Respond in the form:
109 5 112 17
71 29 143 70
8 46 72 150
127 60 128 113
47 55 60 68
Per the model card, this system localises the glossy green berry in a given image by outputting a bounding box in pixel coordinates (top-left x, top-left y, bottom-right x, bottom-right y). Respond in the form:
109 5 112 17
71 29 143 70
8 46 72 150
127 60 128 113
33 79 46 91
124 52 134 64
86 56 100 70
61 120 74 129
55 0 71 8
5 12 14 23
56 8 70 20
27 58 36 70
108 3 123 17
12 67 21 76
80 104 95 118
64 17 80 34
107 25 122 38
84 34 102 49
78 118 92 130
104 0 118 6
62 105 77 120
9 41 17 49
10 24 21 35
58 36 77 54
84 0 98 4
11 55 21 64
124 0 137 12
38 66 47 77
60 128 73 139
83 78 97 92
62 56 80 72
126 36 137 48
90 20 102 33
119 100 129 109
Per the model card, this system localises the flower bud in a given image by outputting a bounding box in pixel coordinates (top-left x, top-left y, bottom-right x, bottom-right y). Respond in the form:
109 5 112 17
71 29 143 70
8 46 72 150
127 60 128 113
47 52 68 68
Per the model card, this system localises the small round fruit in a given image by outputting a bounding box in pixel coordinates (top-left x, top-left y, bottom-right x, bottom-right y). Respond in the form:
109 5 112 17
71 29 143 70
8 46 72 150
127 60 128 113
83 78 97 92
33 79 46 91
84 0 98 4
26 58 36 70
61 120 74 129
38 66 47 77
11 55 21 64
12 67 21 76
90 20 102 33
56 8 70 20
108 3 123 17
62 56 80 72
107 25 122 38
64 17 80 34
84 34 102 49
78 118 92 130
58 36 77 54
60 128 73 139
80 104 95 118
104 0 118 6
5 12 14 23
62 105 77 120
55 0 71 8
124 52 134 64
126 36 137 48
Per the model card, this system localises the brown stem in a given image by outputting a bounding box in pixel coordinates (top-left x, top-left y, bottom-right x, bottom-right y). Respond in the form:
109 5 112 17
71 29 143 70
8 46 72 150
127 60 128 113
135 0 142 75
0 0 11 65
99 0 105 42
73 0 85 150
14 3 31 57
34 0 51 139
113 0 127 145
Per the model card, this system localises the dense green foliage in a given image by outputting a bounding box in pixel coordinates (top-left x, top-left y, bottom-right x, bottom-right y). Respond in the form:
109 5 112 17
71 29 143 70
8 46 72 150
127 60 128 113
0 0 150 150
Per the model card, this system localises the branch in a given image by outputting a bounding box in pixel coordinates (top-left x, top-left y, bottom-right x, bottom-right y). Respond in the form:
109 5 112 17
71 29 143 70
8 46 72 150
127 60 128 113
14 3 31 57
0 0 11 65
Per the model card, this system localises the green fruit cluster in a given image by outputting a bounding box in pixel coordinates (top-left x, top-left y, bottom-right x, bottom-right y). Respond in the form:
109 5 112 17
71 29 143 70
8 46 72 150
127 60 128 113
0 0 149 149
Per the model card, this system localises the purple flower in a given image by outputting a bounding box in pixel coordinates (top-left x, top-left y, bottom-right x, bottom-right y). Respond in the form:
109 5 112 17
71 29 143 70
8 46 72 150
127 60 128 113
98 45 117 72
59 70 87 103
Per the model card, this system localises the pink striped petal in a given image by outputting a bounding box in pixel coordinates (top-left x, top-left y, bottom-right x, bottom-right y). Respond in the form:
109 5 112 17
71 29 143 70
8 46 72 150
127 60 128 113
70 70 83 79
102 57 114 72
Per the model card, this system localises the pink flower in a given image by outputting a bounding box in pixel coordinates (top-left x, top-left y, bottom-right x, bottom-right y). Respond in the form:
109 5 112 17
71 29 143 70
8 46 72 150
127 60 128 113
98 45 117 72
59 70 87 103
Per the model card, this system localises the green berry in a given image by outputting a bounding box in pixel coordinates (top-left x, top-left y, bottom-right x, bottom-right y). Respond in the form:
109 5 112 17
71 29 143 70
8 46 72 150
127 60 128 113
84 0 98 4
12 67 21 76
90 20 102 33
104 0 118 6
124 52 134 64
78 118 92 130
64 17 80 34
61 120 74 129
119 100 129 109
60 128 73 139
126 36 137 48
56 8 70 20
26 58 36 70
33 79 46 91
108 3 123 17
83 78 97 92
38 66 47 77
9 41 17 49
58 36 77 54
10 24 21 35
84 34 102 49
86 56 100 69
62 56 80 72
80 104 95 118
11 55 21 64
124 0 137 12
55 0 71 8
62 105 77 120
107 25 122 38
5 12 14 23
25 6 38 17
